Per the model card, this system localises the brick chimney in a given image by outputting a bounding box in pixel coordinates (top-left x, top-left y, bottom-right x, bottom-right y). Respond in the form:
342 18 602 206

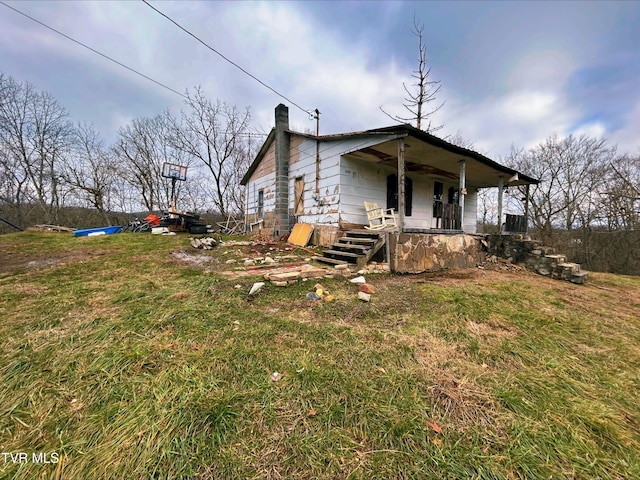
274 104 290 236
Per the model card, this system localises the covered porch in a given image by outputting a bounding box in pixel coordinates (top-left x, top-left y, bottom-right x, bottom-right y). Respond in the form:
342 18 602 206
342 125 538 234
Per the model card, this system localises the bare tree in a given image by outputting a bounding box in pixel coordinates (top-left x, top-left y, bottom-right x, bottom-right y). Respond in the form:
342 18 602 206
0 74 72 224
61 123 118 224
173 87 251 216
115 111 191 212
506 134 614 243
381 17 444 132
601 153 640 230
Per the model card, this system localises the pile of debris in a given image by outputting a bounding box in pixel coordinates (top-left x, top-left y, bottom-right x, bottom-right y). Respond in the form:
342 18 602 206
477 255 527 273
190 237 218 250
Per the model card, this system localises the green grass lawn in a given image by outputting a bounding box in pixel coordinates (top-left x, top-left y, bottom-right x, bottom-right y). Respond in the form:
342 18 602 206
1 231 639 479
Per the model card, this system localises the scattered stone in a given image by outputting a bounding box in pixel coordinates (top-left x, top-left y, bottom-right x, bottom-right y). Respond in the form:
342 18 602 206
358 291 371 302
298 267 329 279
244 259 256 266
225 259 236 264
306 291 322 301
272 281 288 287
234 284 242 289
323 294 335 302
270 271 301 282
358 283 376 294
264 256 276 264
249 282 265 295
334 264 350 270
357 270 365 275
350 276 366 284
190 237 217 250
270 372 282 382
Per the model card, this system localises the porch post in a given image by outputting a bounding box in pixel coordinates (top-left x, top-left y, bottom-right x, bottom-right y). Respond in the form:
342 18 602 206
497 176 504 233
524 183 530 234
459 160 466 231
397 139 405 232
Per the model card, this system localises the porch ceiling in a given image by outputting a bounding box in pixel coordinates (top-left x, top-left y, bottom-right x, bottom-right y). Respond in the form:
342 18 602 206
347 137 535 188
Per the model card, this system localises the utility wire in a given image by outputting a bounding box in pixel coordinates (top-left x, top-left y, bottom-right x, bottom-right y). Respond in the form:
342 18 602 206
0 1 189 100
141 0 314 117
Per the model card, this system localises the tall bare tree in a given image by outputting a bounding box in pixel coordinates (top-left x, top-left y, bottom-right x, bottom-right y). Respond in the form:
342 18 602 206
0 74 72 224
172 87 251 216
381 17 444 132
61 123 118 224
506 134 615 243
115 111 191 212
601 153 640 230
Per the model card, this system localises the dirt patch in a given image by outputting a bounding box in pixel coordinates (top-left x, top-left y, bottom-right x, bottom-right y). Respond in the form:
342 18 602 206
0 247 98 274
170 250 218 268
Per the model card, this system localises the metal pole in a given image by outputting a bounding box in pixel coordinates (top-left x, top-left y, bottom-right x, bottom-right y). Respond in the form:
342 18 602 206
171 177 177 209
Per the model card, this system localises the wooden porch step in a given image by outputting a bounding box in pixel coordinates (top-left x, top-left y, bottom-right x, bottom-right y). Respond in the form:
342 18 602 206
345 230 384 239
315 230 387 269
322 249 361 260
331 243 369 254
312 256 349 266
338 237 376 245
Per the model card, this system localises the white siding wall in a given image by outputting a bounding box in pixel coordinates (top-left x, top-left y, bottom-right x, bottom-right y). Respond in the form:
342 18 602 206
340 156 394 225
288 138 341 225
290 136 397 226
245 172 276 217
340 156 479 232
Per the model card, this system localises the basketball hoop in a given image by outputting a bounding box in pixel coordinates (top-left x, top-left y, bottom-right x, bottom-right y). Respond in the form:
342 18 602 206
161 162 188 209
162 162 187 181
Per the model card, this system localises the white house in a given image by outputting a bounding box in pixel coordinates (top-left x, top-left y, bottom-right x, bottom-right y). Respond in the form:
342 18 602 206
241 104 538 241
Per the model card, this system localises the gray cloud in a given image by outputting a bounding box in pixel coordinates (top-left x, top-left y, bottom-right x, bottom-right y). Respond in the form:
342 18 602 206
0 0 638 157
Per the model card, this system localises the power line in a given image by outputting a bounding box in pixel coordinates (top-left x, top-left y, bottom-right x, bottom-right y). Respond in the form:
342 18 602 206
0 1 189 100
141 0 314 118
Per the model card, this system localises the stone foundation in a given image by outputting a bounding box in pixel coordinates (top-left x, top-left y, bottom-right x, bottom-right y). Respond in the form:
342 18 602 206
389 233 484 274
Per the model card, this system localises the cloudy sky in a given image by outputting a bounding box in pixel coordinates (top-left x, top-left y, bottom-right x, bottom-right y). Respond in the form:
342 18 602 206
1 0 639 160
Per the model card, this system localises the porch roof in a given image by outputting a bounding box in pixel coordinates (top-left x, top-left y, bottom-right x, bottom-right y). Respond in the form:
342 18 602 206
350 125 539 188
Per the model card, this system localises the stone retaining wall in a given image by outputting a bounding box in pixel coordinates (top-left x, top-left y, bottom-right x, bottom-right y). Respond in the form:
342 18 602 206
389 233 484 274
485 234 588 284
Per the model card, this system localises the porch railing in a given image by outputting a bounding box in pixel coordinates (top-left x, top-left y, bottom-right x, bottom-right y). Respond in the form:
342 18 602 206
433 201 462 230
505 214 527 233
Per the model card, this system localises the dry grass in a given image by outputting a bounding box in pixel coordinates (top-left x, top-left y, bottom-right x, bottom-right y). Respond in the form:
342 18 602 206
0 231 639 479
